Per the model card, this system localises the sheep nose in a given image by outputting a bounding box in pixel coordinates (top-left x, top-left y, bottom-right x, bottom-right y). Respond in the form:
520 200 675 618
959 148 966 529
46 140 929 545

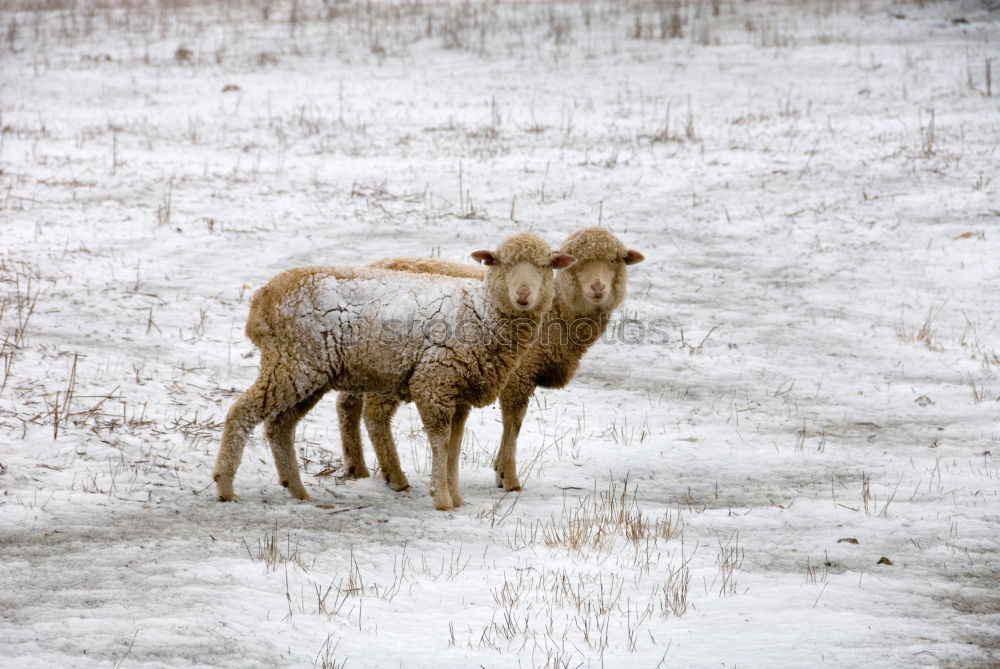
516 287 531 305
590 281 605 298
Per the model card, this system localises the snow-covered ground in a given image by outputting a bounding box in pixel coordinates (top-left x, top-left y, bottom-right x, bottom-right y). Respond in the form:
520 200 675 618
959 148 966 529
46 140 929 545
1 1 998 666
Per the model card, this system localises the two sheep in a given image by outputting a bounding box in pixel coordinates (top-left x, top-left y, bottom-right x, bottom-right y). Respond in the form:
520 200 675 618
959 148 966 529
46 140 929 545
212 232 575 510
339 227 644 493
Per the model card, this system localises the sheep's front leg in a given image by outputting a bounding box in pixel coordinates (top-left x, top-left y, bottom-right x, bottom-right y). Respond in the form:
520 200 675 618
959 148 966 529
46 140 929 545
337 392 370 479
416 402 454 511
494 380 531 491
363 394 409 491
264 388 325 501
447 404 471 507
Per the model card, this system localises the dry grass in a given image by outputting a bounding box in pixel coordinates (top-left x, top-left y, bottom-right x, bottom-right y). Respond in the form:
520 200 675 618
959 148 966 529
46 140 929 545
312 635 346 669
968 374 993 404
2 0 928 69
711 530 744 597
233 479 694 662
3 261 42 350
242 520 310 573
896 303 946 351
538 478 683 556
474 479 692 656
861 471 900 519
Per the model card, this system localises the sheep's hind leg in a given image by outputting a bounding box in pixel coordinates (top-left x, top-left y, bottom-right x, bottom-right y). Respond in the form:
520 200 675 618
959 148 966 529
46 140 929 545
337 392 370 479
264 386 327 501
494 384 530 492
446 404 471 507
416 402 454 511
363 394 408 491
214 380 271 501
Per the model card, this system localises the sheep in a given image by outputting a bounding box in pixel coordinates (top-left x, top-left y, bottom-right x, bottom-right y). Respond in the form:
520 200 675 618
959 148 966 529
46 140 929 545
371 257 486 280
335 258 491 491
211 232 576 510
334 257 484 486
338 227 644 492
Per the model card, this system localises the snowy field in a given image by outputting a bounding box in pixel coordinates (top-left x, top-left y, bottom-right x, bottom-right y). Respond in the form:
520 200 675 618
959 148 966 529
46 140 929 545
1 0 999 666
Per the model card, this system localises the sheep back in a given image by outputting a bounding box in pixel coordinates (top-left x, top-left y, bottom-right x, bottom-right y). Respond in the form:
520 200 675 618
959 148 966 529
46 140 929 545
370 257 486 281
245 265 523 407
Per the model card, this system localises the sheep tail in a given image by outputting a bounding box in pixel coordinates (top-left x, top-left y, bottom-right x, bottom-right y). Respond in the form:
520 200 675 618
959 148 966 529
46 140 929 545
244 282 278 346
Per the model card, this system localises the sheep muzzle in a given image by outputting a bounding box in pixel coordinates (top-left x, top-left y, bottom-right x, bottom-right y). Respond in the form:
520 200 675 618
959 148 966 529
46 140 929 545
505 261 548 312
573 260 618 307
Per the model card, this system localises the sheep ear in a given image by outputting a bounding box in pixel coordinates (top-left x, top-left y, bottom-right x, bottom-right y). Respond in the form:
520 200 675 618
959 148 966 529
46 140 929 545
550 253 576 270
623 249 644 265
471 250 497 266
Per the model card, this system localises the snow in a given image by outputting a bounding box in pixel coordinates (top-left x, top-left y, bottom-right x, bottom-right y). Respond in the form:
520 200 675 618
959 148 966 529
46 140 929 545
1 1 998 667
308 272 478 338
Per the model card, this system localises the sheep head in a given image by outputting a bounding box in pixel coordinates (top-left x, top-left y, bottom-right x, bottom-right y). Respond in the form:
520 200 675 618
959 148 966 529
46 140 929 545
472 232 575 317
555 227 644 313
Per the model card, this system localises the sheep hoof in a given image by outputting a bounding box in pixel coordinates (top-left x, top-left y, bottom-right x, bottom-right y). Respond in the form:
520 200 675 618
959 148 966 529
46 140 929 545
215 476 239 501
431 489 454 511
387 477 410 492
494 468 522 492
281 477 309 500
344 463 371 479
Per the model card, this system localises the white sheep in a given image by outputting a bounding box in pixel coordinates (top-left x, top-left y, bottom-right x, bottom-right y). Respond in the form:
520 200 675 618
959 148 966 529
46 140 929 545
339 227 644 492
212 232 576 510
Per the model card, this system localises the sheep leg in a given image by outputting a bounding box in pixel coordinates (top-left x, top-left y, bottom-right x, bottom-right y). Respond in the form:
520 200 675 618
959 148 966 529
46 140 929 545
337 392 370 479
416 402 454 511
264 387 326 501
494 382 531 491
214 376 275 501
363 394 409 492
447 404 471 507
